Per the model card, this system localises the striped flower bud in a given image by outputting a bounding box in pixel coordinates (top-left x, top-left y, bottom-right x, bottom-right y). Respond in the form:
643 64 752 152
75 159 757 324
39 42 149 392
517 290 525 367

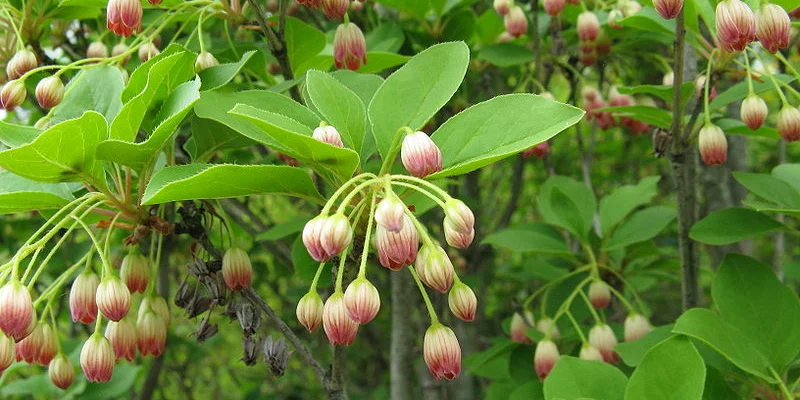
544 0 565 17
504 6 528 38
105 317 138 361
296 292 324 332
777 106 800 142
194 51 219 73
344 278 381 324
313 124 345 147
493 0 513 15
138 42 160 63
375 214 420 270
0 333 14 374
303 216 332 262
70 270 100 324
401 131 442 178
416 244 454 293
577 11 600 41
624 314 653 342
37 323 58 366
423 324 461 380
80 334 115 382
107 0 143 37
375 196 406 232
15 324 42 363
35 76 65 109
139 295 170 327
755 4 791 53
698 124 728 165
580 344 604 361
334 22 367 71
121 251 150 293
715 0 756 52
222 247 254 291
112 42 129 63
0 281 34 341
137 309 167 357
588 281 611 309
588 324 619 364
653 0 683 19
0 80 27 112
322 0 349 20
534 340 560 379
6 48 37 80
740 94 768 130
323 293 359 346
320 214 353 257
96 276 131 322
448 282 477 322
537 317 561 339
87 41 109 59
510 312 533 343
49 354 75 390
443 199 475 249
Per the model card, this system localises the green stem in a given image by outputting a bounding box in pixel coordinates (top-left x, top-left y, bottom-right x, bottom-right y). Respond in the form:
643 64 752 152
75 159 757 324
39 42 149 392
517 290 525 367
774 52 800 81
390 174 451 201
743 50 754 95
34 252 92 307
748 48 790 106
379 127 413 176
408 266 438 324
577 290 603 323
321 173 375 215
335 177 381 215
309 262 327 292
403 207 435 248
703 49 716 125
522 266 591 309
769 367 793 400
596 264 647 312
565 311 588 343
334 246 349 292
357 191 378 278
71 216 113 276
552 277 592 322
605 284 636 313
390 181 447 208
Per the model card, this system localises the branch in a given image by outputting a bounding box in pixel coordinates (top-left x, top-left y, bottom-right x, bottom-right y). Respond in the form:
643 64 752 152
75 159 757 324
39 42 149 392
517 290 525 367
246 0 302 103
497 155 525 228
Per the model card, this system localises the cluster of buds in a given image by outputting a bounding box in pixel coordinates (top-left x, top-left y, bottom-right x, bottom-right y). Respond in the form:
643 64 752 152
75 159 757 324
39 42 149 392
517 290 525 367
297 128 477 380
543 0 565 17
582 87 615 130
107 0 143 37
608 0 642 28
609 86 650 135
653 0 684 19
577 11 601 66
333 22 367 71
504 6 529 38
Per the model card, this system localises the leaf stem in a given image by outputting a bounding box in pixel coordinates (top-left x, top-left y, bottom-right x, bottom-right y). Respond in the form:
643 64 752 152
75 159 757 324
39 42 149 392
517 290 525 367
408 266 438 324
379 127 412 176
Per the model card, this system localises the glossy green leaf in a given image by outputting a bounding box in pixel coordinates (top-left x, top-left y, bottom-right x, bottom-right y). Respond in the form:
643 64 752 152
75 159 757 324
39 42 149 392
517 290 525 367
478 43 535 67
442 8 477 41
616 325 674 367
305 70 367 153
702 366 740 400
122 44 196 103
772 164 800 193
375 0 429 18
285 17 326 76
0 111 107 187
366 23 405 53
429 94 584 179
599 176 660 236
482 223 571 255
357 52 410 74
605 207 676 250
544 357 628 400
48 66 124 124
369 42 470 159
690 208 787 245
330 71 385 106
187 117 254 162
0 171 74 214
510 381 544 400
536 176 596 240
624 336 705 400
618 7 676 36
0 121 39 148
197 50 255 91
733 172 800 208
142 164 323 205
551 187 588 238
710 74 795 110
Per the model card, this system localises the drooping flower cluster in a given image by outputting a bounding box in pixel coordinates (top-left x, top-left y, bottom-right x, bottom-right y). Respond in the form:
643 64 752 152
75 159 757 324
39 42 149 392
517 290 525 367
577 11 601 66
297 127 476 380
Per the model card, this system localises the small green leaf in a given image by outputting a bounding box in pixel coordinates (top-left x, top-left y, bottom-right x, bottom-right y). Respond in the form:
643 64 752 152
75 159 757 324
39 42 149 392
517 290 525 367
624 336 705 400
330 71 385 106
544 357 628 400
357 52 410 74
478 43 535 67
0 171 75 214
285 17 326 76
690 208 787 245
80 364 142 400
605 207 676 250
369 42 470 159
597 105 672 128
142 164 323 205
618 7 676 36
374 0 429 18
198 50 256 91
733 171 800 208
599 176 661 236
482 223 571 255
551 187 587 238
305 70 367 153
536 176 597 240
0 121 39 148
617 83 694 105
510 381 544 400
429 94 584 179
366 23 405 53
122 44 196 103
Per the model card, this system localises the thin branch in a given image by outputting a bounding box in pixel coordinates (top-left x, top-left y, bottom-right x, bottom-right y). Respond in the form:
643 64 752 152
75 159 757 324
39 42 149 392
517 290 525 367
246 0 302 103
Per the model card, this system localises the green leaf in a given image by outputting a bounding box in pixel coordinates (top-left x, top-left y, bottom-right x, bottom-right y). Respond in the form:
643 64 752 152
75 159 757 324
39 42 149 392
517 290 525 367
0 171 74 214
536 176 597 240
49 66 124 124
0 121 39 147
97 79 201 171
369 42 470 159
478 43 535 67
617 82 695 105
80 364 142 400
713 254 800 370
292 236 331 287
597 105 672 129
618 7 676 36
255 216 309 241
142 164 324 205
510 381 544 400
442 8 477 41
0 111 107 187
599 176 661 236
357 52 410 74
482 223 571 255
690 208 787 245
285 17 326 76
673 308 773 381
710 74 795 110
544 357 628 400
509 346 538 383
716 118 781 139
772 164 800 194
429 94 584 179
305 70 367 153
366 23 405 53
187 116 254 162
605 207 676 250
703 366 740 400
330 71 385 106
122 44 196 103
616 325 675 367
733 172 800 208
375 0 429 18
624 336 705 400
228 104 359 181
551 187 588 238
197 50 255 91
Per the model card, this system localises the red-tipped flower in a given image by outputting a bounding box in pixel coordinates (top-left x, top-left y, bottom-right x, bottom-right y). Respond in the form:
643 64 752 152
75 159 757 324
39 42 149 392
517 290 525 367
87 41 109 59
579 344 604 361
716 0 756 52
334 23 367 71
534 340 560 379
698 124 728 165
740 94 768 130
504 6 528 38
375 196 406 232
0 281 34 341
375 213 420 270
107 0 143 37
423 324 461 380
313 124 345 147
624 314 653 342
777 106 800 142
755 4 790 53
6 48 37 80
35 76 65 109
0 333 14 374
121 251 150 293
296 292 324 332
112 43 130 64
509 312 533 343
303 216 332 262
653 0 683 19
494 0 513 15
0 80 27 112
37 324 58 365
140 295 169 327
96 276 131 322
137 310 167 357
588 324 619 364
344 278 381 324
80 334 115 383
577 11 600 41
323 293 359 346
15 324 42 363
70 270 100 324
544 0 565 17
416 245 455 293
401 131 442 178
448 282 477 322
322 0 349 20
588 281 611 309
49 354 75 390
195 51 219 72
222 247 254 291
138 42 160 62
105 317 138 361
537 317 561 339
320 214 353 257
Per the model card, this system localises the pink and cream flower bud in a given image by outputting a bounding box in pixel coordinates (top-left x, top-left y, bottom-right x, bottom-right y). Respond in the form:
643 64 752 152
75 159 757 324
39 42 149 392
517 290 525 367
375 214 420 270
15 324 43 363
313 124 345 147
509 312 532 343
6 49 37 80
755 4 791 53
777 106 800 142
504 6 528 38
401 131 442 178
375 196 406 232
0 281 34 341
534 339 560 379
448 282 477 322
624 314 653 342
138 42 160 63
715 0 756 52
0 80 27 112
105 317 138 361
609 86 633 107
296 292 324 332
323 293 359 346
96 276 131 322
112 43 130 65
662 71 674 86
121 251 150 293
222 247 254 291
621 0 642 17
194 51 219 72
608 10 624 29
740 95 768 130
523 142 551 159
107 0 143 37
416 245 454 293
344 278 381 324
37 324 58 365
544 0 565 17
80 334 115 383
536 317 561 339
303 216 332 262
588 281 611 309
35 76 65 109
588 324 619 364
334 23 367 71
423 324 461 380
139 295 169 327
323 0 349 20
653 0 683 20
49 354 75 390
494 0 513 16
321 214 354 257
70 271 100 324
698 124 728 166
577 11 600 42
0 333 14 374
87 41 109 59
579 344 604 361
137 309 167 357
